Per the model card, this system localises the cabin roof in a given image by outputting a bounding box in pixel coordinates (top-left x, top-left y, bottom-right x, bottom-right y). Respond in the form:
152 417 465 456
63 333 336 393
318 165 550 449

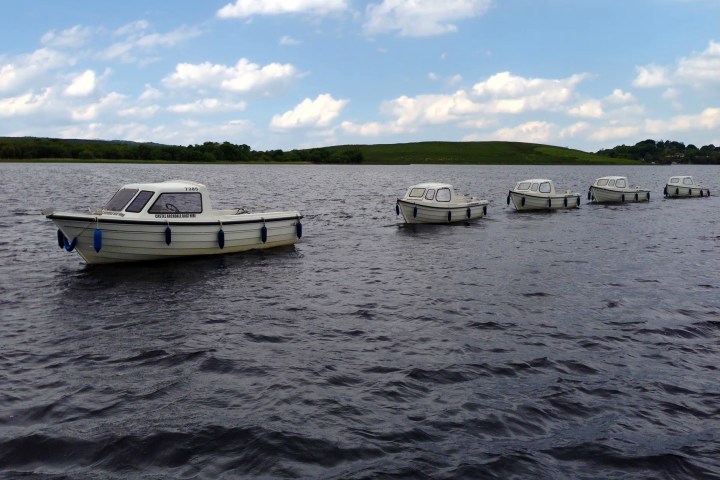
120 179 207 191
409 182 454 190
516 178 553 184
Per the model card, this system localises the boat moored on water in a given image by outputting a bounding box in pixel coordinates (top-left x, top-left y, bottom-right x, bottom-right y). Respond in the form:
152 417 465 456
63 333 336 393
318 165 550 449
43 180 303 264
396 182 488 224
588 176 650 203
663 176 710 198
507 179 580 211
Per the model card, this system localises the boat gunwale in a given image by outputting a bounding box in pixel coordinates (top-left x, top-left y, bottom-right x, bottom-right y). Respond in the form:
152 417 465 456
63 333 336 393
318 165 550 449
396 198 488 211
46 213 303 226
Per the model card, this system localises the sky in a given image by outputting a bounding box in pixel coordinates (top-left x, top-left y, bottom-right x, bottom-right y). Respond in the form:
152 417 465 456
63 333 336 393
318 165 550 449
1 0 719 152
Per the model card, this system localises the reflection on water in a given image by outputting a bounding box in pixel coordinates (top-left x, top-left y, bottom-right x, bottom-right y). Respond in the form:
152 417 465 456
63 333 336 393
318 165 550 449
1 163 719 479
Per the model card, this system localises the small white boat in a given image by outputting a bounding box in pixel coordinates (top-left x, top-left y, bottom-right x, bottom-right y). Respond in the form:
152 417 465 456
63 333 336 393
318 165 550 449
396 182 488 224
507 179 580 211
663 176 710 198
588 176 650 203
44 180 303 264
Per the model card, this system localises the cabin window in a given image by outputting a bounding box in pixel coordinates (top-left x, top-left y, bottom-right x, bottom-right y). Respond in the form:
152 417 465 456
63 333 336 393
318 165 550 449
616 179 626 188
670 178 679 183
539 182 551 193
105 188 138 211
608 179 616 187
125 190 154 213
517 182 531 190
530 183 539 192
409 188 425 198
597 179 608 186
148 192 203 214
425 189 436 200
436 188 451 202
682 177 693 185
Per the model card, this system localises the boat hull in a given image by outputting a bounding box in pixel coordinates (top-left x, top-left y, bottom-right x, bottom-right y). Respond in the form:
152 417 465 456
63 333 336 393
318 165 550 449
47 213 302 264
508 191 580 211
397 199 487 224
664 185 710 198
589 186 650 203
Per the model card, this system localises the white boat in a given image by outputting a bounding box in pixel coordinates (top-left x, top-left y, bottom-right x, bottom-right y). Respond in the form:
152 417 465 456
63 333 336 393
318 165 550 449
588 176 650 203
396 182 488 224
507 179 580 211
663 176 710 198
43 180 303 264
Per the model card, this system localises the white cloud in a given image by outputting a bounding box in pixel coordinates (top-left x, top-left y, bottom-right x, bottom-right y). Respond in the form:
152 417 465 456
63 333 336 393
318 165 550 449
0 48 68 93
168 98 247 113
279 35 301 46
382 90 480 127
634 41 720 89
364 0 492 37
493 121 556 143
588 124 642 142
217 0 348 18
41 25 96 49
568 100 603 118
118 105 160 118
139 84 163 101
64 70 97 97
472 71 589 113
675 40 720 87
633 64 671 88
163 58 299 95
645 107 720 134
605 89 634 104
341 120 405 136
69 92 126 121
270 94 348 129
101 24 201 63
0 89 52 116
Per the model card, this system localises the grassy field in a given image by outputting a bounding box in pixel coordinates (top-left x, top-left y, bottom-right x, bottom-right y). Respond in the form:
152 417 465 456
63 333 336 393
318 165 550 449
320 141 643 165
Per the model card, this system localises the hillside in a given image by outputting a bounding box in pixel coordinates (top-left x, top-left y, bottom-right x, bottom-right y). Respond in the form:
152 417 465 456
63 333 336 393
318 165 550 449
309 141 641 165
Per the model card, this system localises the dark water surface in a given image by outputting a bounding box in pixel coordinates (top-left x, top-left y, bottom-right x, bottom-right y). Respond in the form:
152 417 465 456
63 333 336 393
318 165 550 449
1 163 719 479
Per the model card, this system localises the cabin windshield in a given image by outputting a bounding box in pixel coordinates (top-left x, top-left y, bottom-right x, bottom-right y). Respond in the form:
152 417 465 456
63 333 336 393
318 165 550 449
530 183 539 192
539 182 551 193
436 188 451 202
616 178 626 188
670 178 679 184
597 179 608 186
409 188 425 198
516 182 531 190
148 192 203 214
608 179 616 187
125 190 155 213
105 188 138 211
425 189 436 200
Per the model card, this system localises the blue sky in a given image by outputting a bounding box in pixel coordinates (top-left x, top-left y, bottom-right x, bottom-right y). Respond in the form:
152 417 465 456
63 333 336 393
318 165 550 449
1 0 719 152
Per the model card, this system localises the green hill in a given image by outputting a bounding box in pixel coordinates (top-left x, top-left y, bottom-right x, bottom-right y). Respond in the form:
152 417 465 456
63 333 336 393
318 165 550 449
313 141 641 165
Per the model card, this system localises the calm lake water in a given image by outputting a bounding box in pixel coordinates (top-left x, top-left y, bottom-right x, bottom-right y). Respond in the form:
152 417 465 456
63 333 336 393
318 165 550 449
1 162 719 479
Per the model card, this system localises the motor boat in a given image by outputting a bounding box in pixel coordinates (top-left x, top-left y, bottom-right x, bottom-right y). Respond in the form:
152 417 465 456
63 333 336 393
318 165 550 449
43 179 303 264
588 176 650 203
396 182 488 224
663 176 710 198
507 179 580 211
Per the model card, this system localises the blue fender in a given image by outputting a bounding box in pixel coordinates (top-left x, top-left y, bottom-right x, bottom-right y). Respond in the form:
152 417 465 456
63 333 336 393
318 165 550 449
93 228 102 253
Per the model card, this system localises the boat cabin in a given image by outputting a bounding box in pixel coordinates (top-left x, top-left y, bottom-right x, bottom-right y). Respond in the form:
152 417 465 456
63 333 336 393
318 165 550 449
593 176 628 189
667 176 699 187
102 180 213 218
402 183 460 204
513 179 557 195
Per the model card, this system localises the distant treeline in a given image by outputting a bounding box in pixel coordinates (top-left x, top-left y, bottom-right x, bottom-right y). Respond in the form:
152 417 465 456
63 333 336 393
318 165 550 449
0 137 363 164
597 139 720 164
